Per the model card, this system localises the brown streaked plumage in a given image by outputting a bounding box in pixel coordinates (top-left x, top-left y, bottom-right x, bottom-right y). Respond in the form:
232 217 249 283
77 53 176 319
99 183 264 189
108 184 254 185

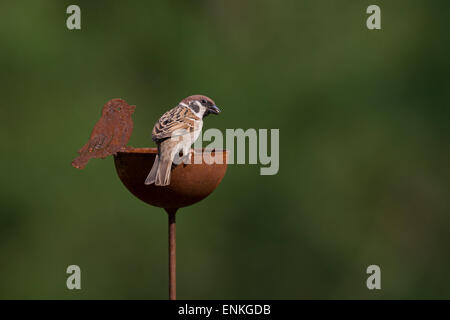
145 95 221 186
152 106 200 142
72 99 135 169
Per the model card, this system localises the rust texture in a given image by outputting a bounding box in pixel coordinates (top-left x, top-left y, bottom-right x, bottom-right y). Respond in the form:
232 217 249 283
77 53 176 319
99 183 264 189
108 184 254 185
72 99 135 169
167 209 177 300
113 148 228 209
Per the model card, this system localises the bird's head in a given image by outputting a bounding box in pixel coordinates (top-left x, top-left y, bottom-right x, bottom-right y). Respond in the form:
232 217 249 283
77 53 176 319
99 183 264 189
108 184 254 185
180 95 221 118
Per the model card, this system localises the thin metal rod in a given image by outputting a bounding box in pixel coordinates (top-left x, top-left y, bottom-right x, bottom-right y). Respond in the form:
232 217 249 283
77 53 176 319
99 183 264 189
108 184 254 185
168 210 176 300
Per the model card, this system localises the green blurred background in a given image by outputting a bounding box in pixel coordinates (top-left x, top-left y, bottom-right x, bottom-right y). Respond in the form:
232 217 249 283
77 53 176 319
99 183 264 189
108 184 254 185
1 0 449 299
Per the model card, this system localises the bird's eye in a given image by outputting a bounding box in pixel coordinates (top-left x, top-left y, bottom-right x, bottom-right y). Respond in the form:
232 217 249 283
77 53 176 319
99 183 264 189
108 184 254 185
201 99 207 105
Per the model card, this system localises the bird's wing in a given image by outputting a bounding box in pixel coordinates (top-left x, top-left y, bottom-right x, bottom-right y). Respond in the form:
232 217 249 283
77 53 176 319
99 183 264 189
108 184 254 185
87 132 112 152
152 106 200 142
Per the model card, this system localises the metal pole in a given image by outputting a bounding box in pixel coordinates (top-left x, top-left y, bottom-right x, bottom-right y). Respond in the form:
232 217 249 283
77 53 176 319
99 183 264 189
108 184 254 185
167 209 177 300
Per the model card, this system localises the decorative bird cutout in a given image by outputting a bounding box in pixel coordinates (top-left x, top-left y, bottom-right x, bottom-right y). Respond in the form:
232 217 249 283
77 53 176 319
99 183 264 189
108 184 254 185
72 98 136 169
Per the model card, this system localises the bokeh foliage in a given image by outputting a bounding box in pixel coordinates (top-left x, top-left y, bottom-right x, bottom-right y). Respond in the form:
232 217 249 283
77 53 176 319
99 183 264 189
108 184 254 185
0 0 449 299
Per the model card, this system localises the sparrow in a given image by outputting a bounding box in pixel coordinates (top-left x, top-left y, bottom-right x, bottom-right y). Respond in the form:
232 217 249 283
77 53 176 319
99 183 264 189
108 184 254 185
72 98 136 169
145 95 221 186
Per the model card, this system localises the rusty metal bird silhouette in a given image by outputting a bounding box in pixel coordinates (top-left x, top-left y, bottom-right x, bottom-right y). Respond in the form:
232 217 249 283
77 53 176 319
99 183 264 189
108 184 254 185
72 99 135 169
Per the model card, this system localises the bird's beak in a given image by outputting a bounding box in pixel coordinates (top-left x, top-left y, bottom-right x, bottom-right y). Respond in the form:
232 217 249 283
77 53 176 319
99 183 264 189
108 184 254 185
208 105 221 115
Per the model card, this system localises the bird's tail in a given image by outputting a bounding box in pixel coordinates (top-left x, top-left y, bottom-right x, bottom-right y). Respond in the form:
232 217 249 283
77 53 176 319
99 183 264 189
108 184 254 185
155 158 172 186
144 155 173 186
145 154 160 185
71 155 90 169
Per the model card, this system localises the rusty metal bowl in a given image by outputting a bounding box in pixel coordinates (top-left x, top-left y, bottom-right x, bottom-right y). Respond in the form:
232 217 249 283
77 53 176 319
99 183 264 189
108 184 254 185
113 148 228 209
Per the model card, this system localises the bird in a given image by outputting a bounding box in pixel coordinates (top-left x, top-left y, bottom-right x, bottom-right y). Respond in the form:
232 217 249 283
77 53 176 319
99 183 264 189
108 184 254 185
72 98 136 169
145 95 221 186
